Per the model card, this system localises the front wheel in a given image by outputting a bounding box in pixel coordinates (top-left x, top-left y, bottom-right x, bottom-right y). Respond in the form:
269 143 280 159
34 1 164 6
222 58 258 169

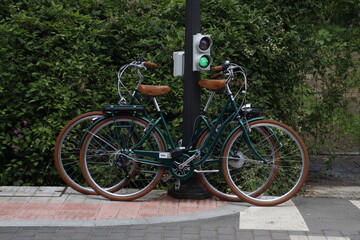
196 121 279 202
222 119 309 206
80 115 166 201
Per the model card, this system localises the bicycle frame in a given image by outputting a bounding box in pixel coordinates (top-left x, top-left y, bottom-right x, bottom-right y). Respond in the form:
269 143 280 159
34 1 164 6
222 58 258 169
127 88 265 179
83 60 269 180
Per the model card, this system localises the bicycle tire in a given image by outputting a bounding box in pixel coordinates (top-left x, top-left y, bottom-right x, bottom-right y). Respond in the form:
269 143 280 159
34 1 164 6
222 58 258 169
222 119 309 206
54 111 107 195
196 122 279 201
80 115 166 201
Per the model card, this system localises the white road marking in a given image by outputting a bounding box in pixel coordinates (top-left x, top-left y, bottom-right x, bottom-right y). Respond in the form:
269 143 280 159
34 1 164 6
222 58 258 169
239 200 309 231
350 200 360 210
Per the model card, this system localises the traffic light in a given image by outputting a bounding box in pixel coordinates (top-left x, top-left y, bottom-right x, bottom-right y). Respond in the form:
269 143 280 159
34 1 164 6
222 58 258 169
193 34 213 71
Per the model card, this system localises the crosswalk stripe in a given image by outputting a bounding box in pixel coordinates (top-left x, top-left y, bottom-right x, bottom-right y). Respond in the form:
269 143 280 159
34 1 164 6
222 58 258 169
350 200 360 210
239 200 309 231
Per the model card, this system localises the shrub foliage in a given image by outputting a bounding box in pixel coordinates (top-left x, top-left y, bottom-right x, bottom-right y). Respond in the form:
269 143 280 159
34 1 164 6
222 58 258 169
0 0 359 185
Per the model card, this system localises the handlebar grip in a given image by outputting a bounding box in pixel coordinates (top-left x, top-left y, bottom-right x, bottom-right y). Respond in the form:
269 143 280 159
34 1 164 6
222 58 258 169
144 61 158 68
211 72 223 79
211 65 224 72
212 61 231 72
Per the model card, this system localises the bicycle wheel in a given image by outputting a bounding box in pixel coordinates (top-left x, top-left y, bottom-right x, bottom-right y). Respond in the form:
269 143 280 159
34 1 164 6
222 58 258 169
54 111 107 195
222 119 309 206
196 121 278 201
80 115 166 201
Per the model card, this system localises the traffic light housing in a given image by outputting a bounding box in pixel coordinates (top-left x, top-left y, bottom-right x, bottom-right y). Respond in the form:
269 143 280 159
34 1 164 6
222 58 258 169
193 34 213 71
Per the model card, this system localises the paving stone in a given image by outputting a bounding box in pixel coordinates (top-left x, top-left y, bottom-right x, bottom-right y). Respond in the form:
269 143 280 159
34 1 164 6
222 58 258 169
182 233 200 240
308 234 326 240
12 237 36 240
40 227 58 234
91 227 112 237
126 237 144 240
236 229 254 240
145 233 162 240
147 226 165 233
15 229 38 237
0 227 21 233
64 194 87 203
253 235 273 240
127 229 146 237
218 234 237 240
35 187 64 197
200 230 217 238
217 226 235 235
130 225 148 230
349 234 360 240
163 229 181 237
89 237 108 240
6 197 32 202
53 237 76 240
111 226 129 233
289 234 309 240
107 232 127 240
84 195 107 203
271 231 290 240
70 232 92 239
253 230 271 236
323 230 344 237
54 228 77 237
237 235 254 240
0 233 15 240
182 226 199 234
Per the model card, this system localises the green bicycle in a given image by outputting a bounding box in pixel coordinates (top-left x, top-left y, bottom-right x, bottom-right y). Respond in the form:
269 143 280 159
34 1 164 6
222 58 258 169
79 59 309 206
54 60 160 195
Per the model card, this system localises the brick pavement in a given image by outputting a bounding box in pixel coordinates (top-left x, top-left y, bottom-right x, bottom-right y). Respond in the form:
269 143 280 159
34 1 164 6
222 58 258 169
0 186 360 240
0 187 227 222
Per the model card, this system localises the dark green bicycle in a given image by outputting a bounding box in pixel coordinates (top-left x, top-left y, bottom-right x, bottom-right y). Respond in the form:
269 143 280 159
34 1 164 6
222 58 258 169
78 59 309 206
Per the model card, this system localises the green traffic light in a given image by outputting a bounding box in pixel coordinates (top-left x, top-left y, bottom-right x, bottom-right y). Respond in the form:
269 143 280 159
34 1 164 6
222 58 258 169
199 56 209 68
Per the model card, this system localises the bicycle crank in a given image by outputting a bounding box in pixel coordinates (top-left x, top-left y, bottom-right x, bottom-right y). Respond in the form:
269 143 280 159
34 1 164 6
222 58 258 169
168 154 196 180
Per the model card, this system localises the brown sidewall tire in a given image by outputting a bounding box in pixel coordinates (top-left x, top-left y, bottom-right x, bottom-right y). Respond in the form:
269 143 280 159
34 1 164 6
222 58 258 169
80 115 166 201
54 111 106 195
222 119 309 206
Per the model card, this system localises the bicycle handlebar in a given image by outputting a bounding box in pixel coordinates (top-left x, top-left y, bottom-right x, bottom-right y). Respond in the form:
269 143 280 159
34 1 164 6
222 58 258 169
210 60 248 94
131 57 158 69
211 61 230 72
144 61 158 68
211 72 223 79
117 58 158 105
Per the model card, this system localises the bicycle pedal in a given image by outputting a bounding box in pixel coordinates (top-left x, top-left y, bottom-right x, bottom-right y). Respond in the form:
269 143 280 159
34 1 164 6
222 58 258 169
162 173 173 182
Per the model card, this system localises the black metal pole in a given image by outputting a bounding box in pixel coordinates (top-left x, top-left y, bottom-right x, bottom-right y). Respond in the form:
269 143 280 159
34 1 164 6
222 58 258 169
183 0 201 143
168 0 212 199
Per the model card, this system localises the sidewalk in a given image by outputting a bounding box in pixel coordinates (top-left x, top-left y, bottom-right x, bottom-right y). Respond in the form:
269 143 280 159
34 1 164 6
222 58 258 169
0 186 243 226
0 185 359 240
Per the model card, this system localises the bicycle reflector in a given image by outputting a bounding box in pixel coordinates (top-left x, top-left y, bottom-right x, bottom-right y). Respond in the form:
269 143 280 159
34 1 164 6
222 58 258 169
193 34 213 71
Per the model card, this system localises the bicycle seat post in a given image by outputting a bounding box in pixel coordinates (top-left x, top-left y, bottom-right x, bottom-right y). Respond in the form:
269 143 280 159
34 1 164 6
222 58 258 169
153 97 161 112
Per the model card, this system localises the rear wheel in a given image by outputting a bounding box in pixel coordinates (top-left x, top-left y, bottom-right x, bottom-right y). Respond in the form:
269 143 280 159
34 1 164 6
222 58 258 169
54 111 107 194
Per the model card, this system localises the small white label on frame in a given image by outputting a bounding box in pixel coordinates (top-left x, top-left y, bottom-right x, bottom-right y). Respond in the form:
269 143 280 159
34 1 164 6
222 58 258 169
159 152 171 159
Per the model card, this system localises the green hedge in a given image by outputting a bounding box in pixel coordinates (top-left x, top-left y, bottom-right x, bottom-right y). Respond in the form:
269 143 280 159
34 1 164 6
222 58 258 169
0 0 359 185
